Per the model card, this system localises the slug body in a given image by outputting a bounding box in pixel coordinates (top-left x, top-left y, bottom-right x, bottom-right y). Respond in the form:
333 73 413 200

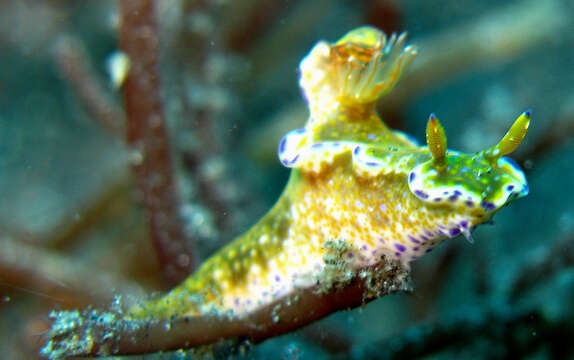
133 27 530 319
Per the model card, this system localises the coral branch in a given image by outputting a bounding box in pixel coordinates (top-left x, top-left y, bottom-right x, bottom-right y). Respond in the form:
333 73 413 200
119 0 196 285
52 34 125 137
0 237 143 306
41 262 409 358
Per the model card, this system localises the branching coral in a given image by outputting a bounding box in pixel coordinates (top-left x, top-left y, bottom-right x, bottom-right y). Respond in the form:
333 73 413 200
41 262 409 358
120 0 197 286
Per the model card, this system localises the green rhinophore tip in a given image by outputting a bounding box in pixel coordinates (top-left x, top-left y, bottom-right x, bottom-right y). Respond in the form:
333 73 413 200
485 110 531 161
426 113 447 166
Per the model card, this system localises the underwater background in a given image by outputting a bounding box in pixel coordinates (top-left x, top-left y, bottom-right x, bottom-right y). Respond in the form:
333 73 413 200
1 0 574 358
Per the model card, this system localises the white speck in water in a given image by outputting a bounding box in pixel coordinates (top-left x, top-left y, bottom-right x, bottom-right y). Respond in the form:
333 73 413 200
106 51 130 88
129 149 144 165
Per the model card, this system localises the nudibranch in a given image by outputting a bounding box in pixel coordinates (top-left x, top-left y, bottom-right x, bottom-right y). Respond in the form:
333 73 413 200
132 27 530 319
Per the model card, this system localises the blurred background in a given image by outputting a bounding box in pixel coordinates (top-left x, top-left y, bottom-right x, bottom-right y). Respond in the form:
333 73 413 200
1 0 574 358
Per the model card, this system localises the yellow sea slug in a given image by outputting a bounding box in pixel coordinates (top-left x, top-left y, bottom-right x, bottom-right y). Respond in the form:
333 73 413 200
132 26 530 320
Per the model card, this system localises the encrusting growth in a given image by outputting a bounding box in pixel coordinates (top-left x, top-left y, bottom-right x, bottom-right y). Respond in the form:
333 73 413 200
130 26 530 320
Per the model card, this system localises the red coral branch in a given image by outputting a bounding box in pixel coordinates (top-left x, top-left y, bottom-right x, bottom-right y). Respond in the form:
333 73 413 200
40 262 408 358
119 0 196 286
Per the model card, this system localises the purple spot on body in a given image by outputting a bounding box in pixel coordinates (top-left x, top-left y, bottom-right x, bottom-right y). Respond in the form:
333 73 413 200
425 248 433 253
443 191 449 195
420 235 429 241
450 228 461 236
347 252 354 258
481 201 496 211
454 190 462 196
295 128 306 134
425 230 433 237
395 243 406 252
434 197 442 202
411 256 418 260
275 275 281 282
395 252 401 257
368 134 377 140
263 291 269 297
409 172 415 182
234 298 240 306
507 185 515 191
354 146 361 155
414 190 429 199
361 245 368 251
413 247 419 251
247 299 252 305
461 221 469 228
371 250 378 255
366 161 380 167
449 195 458 202
379 237 386 244
278 137 287 153
311 142 323 148
465 200 474 208
408 235 420 244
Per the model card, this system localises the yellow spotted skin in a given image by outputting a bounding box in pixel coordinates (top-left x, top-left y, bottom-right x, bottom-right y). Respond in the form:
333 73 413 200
132 27 530 319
